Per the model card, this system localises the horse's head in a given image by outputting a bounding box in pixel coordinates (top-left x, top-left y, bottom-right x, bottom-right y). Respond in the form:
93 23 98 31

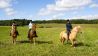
76 25 82 33
12 25 16 30
31 24 36 30
77 25 81 29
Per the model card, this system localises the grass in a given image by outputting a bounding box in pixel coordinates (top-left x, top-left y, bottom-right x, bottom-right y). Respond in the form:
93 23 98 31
0 24 98 56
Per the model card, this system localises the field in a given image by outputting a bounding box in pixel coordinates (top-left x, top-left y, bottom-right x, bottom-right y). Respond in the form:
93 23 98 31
0 24 98 56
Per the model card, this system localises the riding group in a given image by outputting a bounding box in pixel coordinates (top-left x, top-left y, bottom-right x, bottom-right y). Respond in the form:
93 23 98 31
10 19 81 47
10 21 38 44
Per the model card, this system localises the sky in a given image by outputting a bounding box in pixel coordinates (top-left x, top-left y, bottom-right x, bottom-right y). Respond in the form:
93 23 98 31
0 0 98 20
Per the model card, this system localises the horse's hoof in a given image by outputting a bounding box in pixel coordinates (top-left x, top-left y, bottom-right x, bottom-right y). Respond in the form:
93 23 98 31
71 45 74 47
13 42 16 45
71 45 76 48
74 46 76 48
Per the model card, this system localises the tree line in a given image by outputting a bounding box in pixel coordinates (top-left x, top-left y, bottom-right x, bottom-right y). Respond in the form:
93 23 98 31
0 19 32 26
32 19 98 24
0 19 98 26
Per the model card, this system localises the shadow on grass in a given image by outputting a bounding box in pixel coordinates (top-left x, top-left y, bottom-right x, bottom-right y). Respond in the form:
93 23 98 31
0 42 5 48
75 42 90 47
0 42 5 45
0 41 10 48
36 41 53 44
17 40 30 43
17 40 53 44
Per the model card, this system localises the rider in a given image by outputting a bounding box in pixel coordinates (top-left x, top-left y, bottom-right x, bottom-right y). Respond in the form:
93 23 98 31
11 22 19 35
66 19 72 40
28 21 33 38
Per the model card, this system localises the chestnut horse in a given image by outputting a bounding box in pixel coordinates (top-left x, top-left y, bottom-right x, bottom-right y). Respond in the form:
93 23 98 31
10 25 18 44
28 24 38 44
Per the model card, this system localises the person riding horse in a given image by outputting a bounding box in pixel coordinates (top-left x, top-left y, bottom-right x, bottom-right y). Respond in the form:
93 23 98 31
11 22 19 35
28 22 38 44
10 22 19 43
28 22 38 39
66 19 72 41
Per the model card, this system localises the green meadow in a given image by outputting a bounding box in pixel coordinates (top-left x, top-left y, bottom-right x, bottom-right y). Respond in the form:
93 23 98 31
0 24 98 56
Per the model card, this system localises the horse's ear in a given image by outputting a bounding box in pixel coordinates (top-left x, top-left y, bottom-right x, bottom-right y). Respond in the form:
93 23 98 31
77 25 81 29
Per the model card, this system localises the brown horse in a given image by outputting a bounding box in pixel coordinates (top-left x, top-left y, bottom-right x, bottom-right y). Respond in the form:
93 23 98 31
28 24 38 44
10 25 19 44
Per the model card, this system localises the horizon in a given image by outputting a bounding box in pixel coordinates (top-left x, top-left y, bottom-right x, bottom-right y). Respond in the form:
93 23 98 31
0 0 98 20
0 18 98 21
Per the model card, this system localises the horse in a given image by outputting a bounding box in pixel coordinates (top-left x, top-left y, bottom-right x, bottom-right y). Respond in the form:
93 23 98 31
10 25 19 44
28 24 38 44
60 25 81 47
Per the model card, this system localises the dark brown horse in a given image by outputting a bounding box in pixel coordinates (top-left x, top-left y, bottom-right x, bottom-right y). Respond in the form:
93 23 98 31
10 25 19 44
28 24 38 44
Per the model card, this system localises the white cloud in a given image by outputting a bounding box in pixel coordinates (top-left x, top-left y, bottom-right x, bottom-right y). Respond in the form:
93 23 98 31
5 8 13 12
71 14 98 19
0 0 16 15
0 0 12 8
38 0 92 16
90 4 98 8
52 13 65 19
6 10 16 16
4 8 16 15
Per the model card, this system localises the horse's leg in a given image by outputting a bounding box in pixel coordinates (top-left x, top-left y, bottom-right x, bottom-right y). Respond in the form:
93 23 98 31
31 38 33 43
62 37 65 44
12 37 15 44
33 38 36 45
66 37 69 44
29 38 31 43
60 37 62 43
14 37 17 44
30 37 33 43
70 39 75 47
73 39 77 47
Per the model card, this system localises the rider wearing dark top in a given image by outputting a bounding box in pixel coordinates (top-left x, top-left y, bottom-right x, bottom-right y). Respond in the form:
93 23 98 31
66 19 72 40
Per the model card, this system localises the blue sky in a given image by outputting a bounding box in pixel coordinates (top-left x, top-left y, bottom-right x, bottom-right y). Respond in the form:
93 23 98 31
0 0 98 20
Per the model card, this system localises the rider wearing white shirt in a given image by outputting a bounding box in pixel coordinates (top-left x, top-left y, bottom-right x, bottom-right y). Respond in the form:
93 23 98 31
29 22 32 29
28 22 33 38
